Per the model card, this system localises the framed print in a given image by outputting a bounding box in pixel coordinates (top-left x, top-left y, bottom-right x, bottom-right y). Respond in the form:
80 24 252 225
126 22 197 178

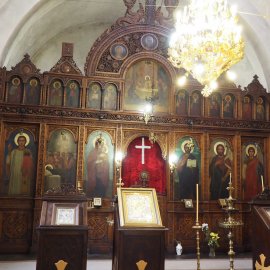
218 199 227 208
52 203 79 225
93 197 102 207
184 199 193 208
117 187 163 227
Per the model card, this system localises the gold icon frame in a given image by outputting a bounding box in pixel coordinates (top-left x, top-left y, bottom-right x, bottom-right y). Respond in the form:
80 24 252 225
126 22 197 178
117 187 163 227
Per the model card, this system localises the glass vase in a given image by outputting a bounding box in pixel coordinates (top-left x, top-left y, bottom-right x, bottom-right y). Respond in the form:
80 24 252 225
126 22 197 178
209 246 215 257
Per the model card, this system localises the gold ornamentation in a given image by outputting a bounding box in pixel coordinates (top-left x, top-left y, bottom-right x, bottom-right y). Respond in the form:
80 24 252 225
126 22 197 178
55 260 68 270
149 132 157 144
255 254 270 270
136 260 148 270
168 0 244 96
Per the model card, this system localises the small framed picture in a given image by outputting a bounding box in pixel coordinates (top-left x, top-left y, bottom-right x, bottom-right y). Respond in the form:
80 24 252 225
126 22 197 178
218 199 227 208
184 199 193 208
93 197 102 207
52 203 79 225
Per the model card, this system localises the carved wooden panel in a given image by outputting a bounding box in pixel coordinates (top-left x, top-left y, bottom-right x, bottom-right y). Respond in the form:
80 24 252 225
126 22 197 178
50 43 83 75
0 198 34 253
87 210 114 254
7 54 42 82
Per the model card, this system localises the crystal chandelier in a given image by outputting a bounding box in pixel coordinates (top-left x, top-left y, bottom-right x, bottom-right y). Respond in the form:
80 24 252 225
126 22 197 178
168 0 245 96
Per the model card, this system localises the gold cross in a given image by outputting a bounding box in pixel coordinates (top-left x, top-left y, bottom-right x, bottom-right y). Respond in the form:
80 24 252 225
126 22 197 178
116 178 124 188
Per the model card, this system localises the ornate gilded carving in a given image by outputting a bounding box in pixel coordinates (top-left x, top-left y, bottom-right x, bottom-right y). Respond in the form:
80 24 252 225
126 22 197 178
4 124 39 142
96 32 169 73
47 125 78 142
1 104 270 132
45 184 85 196
8 54 41 80
116 0 177 28
77 125 84 185
244 75 267 95
50 43 83 75
85 126 115 145
36 124 45 197
122 129 167 159
116 0 145 26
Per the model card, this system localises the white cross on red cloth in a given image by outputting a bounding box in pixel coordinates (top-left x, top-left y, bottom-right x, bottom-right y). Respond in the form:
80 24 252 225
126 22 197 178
135 137 151 164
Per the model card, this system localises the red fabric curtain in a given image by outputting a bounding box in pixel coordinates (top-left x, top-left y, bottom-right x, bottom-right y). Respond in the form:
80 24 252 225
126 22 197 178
122 136 166 194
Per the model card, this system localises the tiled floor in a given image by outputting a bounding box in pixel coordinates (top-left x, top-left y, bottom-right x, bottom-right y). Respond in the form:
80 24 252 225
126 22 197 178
0 256 253 270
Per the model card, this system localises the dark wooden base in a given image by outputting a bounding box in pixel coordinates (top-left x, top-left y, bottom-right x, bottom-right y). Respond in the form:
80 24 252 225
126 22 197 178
36 226 88 270
112 227 166 270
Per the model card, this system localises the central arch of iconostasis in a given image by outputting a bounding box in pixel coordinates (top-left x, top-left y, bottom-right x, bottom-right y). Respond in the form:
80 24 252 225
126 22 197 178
84 18 270 254
1 1 270 255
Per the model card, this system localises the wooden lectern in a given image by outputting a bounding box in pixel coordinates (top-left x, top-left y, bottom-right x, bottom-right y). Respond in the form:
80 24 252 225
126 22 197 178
112 188 166 270
250 189 270 270
36 185 88 270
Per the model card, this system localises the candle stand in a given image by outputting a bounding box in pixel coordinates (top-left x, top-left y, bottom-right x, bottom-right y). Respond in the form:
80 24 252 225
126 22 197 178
192 222 202 270
219 182 243 270
192 184 201 270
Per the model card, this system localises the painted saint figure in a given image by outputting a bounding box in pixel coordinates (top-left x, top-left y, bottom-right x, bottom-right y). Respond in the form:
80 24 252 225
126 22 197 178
209 94 221 117
242 145 264 201
66 82 79 107
256 97 265 120
242 96 252 120
177 140 199 199
8 77 22 103
223 95 234 118
6 134 33 195
176 91 187 115
190 92 201 116
209 143 232 200
87 137 110 197
25 78 40 105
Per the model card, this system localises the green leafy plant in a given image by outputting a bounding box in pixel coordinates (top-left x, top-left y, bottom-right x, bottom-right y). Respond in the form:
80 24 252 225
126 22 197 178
202 223 220 248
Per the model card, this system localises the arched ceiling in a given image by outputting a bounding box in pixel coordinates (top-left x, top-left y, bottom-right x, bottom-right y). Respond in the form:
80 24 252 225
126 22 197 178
1 0 270 90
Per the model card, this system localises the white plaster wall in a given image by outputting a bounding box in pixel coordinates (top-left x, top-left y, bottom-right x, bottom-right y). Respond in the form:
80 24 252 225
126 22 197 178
2 0 124 69
0 0 40 65
32 22 111 73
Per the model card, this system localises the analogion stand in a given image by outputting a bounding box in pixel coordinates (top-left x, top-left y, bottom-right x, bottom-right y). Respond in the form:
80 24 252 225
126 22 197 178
112 187 167 270
36 185 88 270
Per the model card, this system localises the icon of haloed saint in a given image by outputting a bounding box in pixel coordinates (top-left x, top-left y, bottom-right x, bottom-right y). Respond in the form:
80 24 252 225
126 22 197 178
6 132 34 195
176 139 199 199
242 144 264 200
87 135 110 197
209 141 232 200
